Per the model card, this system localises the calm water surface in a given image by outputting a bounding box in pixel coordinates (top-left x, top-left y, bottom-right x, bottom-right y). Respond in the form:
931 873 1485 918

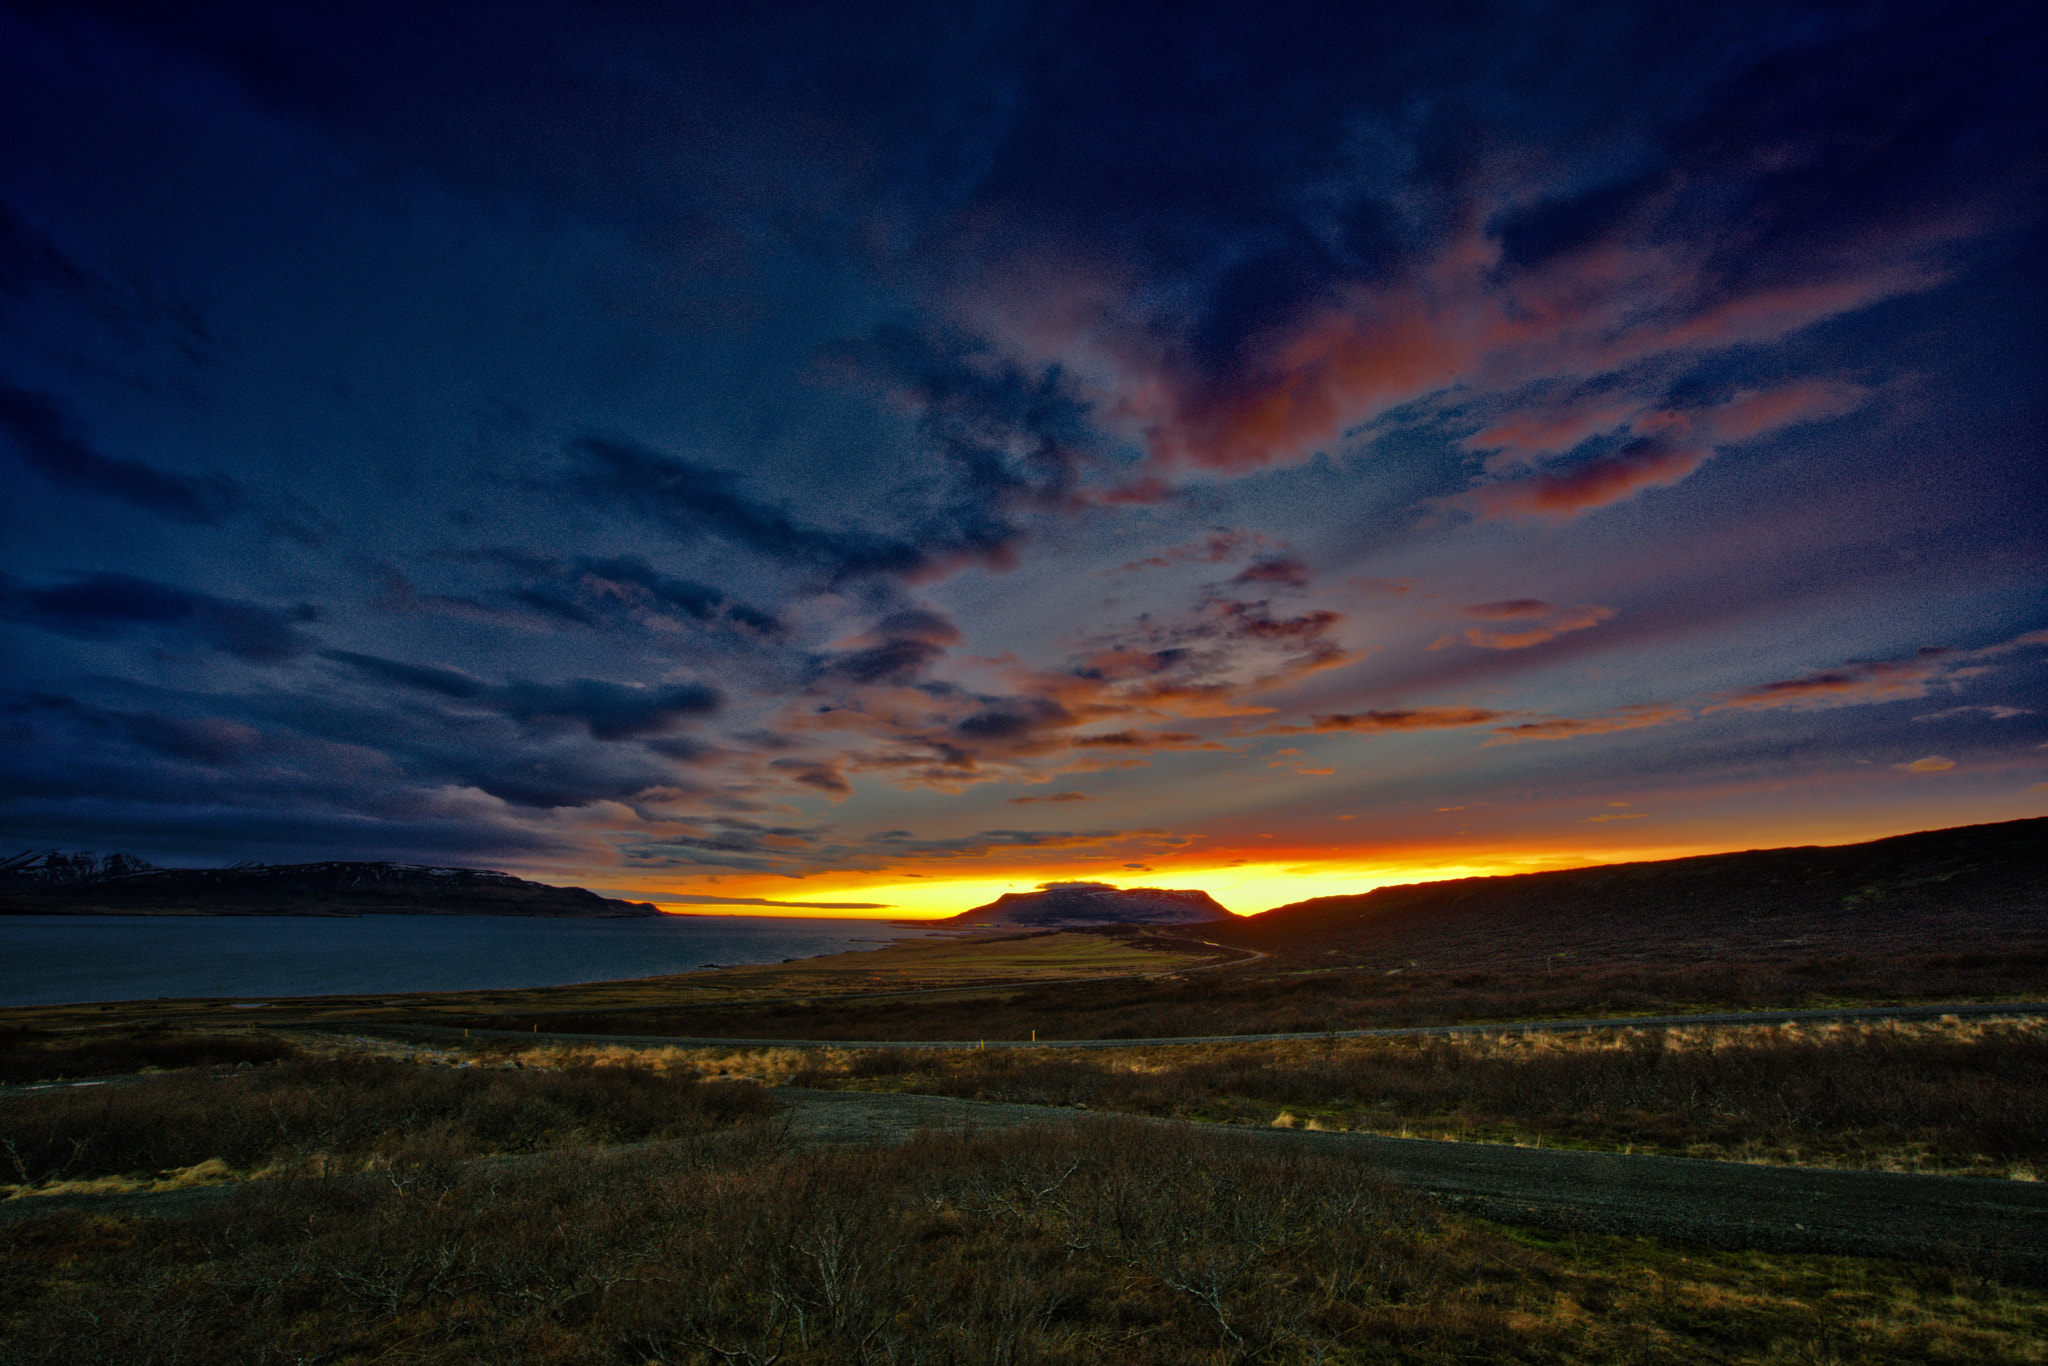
0 914 936 1007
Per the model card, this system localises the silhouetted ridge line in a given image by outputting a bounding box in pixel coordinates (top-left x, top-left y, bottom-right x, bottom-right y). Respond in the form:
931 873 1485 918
1214 818 2046 961
938 880 1233 928
0 853 658 918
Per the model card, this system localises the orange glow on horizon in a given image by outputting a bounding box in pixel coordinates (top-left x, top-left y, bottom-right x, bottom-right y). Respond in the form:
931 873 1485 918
634 843 1725 920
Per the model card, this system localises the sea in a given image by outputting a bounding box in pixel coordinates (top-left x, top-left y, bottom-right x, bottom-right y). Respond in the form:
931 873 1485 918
0 913 938 1008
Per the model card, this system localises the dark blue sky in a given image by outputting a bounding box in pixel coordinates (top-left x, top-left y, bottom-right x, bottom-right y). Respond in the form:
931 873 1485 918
2 0 2042 914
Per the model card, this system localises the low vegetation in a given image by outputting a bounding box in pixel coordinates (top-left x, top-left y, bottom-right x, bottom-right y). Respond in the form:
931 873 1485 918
453 945 2048 1042
0 1026 301 1086
1 1053 773 1193
774 1016 2048 1177
3 1120 2042 1365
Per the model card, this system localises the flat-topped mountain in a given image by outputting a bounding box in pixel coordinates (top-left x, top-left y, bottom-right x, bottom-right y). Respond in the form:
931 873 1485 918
0 852 659 918
939 880 1234 929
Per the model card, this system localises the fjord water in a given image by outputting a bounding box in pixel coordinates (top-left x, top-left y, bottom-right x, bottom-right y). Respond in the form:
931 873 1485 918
0 914 934 1007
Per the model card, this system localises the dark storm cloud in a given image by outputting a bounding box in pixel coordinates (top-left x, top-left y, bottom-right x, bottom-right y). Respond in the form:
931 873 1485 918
0 571 315 662
820 323 1090 518
0 200 218 363
0 379 241 524
618 816 1185 875
566 438 933 583
566 557 785 638
492 678 721 741
320 650 487 699
813 608 964 686
321 650 721 740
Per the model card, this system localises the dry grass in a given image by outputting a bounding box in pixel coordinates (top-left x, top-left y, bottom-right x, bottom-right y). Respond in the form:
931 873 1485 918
0 1026 301 1085
782 1015 2048 1177
0 1054 774 1194
1 1120 2041 1365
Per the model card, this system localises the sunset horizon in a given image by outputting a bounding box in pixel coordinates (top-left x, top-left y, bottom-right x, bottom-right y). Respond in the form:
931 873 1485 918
3 1 2041 927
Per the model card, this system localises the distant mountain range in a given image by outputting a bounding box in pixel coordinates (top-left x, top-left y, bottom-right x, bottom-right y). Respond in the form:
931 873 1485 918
0 852 659 918
938 881 1234 929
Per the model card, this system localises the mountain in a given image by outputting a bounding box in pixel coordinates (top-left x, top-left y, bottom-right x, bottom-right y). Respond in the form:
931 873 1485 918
0 850 164 885
938 880 1234 929
1204 817 2048 969
0 853 660 918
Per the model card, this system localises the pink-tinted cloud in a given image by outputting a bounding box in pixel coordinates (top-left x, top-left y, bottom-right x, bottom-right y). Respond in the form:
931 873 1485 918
1466 395 1646 470
1463 599 1551 620
1453 440 1708 520
1117 528 1272 572
1266 707 1513 735
1483 704 1690 745
1436 602 1614 650
1231 555 1310 589
1702 655 1947 713
965 160 1934 494
1453 380 1868 520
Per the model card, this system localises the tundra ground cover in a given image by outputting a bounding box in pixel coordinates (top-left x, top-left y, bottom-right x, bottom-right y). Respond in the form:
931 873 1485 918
0 1053 773 1194
772 1016 2048 1177
2 1120 2042 1365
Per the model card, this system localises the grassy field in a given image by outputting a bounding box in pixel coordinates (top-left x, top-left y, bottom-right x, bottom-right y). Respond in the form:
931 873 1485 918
764 1015 2048 1179
424 936 2048 1043
5 920 2045 1361
3 1115 2042 1365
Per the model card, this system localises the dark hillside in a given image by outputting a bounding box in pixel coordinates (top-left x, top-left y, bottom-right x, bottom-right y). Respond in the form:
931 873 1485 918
1211 818 2047 973
0 856 658 918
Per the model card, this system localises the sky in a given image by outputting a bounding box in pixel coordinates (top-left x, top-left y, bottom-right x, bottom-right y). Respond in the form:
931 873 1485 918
1 0 2043 919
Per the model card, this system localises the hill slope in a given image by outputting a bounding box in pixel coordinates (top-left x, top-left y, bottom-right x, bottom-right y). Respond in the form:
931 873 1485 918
1208 818 2047 971
0 854 659 918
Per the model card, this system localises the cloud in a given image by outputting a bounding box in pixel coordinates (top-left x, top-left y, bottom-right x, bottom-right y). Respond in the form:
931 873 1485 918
767 757 852 796
490 680 721 741
654 894 894 909
1009 790 1090 804
813 609 964 686
1703 655 1947 713
0 379 242 524
1913 704 2033 722
1452 381 1868 520
1119 528 1272 572
0 571 315 662
1483 704 1690 745
322 650 488 699
322 650 721 742
1896 755 1956 772
0 200 216 363
1230 555 1310 589
566 437 940 583
1463 599 1551 620
1705 629 2048 716
1453 438 1711 520
1269 707 1511 735
1435 602 1614 651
